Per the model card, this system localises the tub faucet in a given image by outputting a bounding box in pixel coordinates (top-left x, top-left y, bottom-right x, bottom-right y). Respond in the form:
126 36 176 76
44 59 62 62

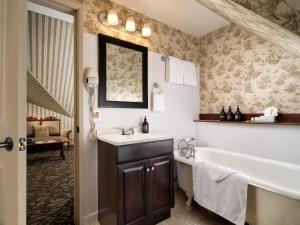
178 138 196 160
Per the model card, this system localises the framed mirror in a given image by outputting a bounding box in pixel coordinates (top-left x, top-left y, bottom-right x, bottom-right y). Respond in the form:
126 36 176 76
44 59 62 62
98 34 148 108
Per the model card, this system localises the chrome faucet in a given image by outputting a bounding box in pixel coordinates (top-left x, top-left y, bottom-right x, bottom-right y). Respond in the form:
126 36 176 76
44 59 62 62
120 128 126 135
124 128 135 135
116 127 135 135
178 138 196 160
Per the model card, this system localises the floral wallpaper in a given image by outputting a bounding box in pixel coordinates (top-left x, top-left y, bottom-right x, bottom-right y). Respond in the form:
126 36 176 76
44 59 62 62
232 0 300 36
83 0 201 65
199 24 300 113
106 43 143 102
83 0 300 114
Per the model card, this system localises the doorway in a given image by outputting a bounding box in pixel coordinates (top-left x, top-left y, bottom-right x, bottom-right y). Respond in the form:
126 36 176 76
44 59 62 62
26 1 78 224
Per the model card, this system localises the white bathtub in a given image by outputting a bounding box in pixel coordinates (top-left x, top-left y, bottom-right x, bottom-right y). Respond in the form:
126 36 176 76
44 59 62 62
175 147 300 225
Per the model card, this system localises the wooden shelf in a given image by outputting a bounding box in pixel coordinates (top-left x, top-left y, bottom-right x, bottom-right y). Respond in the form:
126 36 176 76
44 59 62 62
194 120 300 126
194 114 300 126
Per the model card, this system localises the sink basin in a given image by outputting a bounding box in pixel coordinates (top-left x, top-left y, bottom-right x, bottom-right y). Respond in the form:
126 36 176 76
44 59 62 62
97 133 174 146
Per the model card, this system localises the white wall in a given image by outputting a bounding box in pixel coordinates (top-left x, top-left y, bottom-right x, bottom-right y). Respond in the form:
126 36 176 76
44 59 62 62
82 33 99 225
196 123 300 165
149 53 199 146
82 32 199 224
96 48 200 145
82 32 300 225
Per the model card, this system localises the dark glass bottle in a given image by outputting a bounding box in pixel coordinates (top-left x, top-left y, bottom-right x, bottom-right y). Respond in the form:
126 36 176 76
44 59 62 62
235 105 242 122
227 106 234 121
142 116 149 133
219 106 227 121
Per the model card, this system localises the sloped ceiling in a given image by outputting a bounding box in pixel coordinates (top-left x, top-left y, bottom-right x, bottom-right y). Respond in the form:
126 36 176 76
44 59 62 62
287 0 300 10
111 0 230 37
232 0 300 36
194 0 300 57
27 10 74 117
27 70 72 117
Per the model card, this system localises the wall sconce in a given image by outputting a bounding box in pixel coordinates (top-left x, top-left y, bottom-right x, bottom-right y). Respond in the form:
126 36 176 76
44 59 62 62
98 9 152 38
107 9 119 26
125 17 136 32
142 23 152 38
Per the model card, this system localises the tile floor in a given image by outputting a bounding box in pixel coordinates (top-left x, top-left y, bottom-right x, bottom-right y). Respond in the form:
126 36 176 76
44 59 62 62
158 191 233 225
92 191 233 225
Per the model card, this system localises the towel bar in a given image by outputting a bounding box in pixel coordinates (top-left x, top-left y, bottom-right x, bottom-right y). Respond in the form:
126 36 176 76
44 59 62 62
161 55 198 67
161 56 167 62
151 82 163 94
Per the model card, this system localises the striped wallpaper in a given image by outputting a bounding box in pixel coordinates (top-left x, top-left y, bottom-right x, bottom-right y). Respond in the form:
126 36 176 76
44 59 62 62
27 11 74 136
27 70 71 117
27 11 74 117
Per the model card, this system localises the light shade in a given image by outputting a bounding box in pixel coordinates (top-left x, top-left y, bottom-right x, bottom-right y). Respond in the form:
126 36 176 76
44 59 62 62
107 9 118 26
142 23 152 37
125 17 136 32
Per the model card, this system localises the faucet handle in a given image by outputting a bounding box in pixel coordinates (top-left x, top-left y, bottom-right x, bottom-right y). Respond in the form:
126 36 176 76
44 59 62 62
129 127 135 135
114 127 125 135
121 128 125 135
125 127 135 135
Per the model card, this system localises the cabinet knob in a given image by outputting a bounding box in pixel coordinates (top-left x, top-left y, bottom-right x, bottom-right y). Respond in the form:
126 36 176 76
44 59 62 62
146 168 150 172
151 167 155 171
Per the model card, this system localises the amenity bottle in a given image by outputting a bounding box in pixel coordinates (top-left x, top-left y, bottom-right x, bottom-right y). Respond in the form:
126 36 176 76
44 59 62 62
234 105 242 121
142 116 149 133
219 106 227 121
227 106 234 121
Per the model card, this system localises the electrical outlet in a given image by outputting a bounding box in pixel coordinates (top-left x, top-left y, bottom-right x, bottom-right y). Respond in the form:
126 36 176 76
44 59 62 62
94 109 102 121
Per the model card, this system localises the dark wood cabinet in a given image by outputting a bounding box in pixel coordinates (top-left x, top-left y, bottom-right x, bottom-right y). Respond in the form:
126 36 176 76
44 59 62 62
149 155 173 224
117 160 148 225
98 139 174 225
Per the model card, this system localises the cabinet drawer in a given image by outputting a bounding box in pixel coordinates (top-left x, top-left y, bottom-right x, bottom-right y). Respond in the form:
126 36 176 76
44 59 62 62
117 139 173 164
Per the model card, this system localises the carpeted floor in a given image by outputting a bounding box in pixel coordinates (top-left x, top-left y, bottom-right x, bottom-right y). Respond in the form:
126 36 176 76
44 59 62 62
27 146 74 225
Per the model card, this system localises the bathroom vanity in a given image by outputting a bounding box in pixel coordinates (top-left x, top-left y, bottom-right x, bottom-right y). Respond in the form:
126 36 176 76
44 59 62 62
97 133 174 225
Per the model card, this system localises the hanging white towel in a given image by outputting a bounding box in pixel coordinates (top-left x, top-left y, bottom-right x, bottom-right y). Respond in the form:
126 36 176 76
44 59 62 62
193 161 248 225
166 56 184 84
205 161 238 182
152 93 165 112
183 61 197 86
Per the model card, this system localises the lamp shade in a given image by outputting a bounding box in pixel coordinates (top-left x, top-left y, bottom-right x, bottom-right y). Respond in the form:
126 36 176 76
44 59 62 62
107 9 118 26
142 23 152 37
125 17 136 32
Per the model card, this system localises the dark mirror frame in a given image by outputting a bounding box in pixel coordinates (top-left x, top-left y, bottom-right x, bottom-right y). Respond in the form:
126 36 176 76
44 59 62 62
98 34 148 108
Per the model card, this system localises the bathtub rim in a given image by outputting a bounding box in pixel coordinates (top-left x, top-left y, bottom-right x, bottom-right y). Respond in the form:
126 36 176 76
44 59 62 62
174 148 300 201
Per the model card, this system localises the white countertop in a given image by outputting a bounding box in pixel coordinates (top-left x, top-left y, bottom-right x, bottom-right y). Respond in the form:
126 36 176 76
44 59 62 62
97 132 174 146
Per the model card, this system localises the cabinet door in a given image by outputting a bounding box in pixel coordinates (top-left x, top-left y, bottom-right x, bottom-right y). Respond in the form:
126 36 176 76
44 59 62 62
117 160 149 225
149 155 174 218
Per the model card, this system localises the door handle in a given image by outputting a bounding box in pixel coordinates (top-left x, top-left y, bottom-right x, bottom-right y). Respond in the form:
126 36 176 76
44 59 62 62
0 137 13 151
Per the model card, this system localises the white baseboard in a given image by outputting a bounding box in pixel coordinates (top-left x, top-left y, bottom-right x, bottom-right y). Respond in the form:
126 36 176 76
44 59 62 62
84 210 99 225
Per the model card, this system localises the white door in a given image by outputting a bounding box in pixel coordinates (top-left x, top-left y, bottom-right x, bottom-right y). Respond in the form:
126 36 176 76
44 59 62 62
0 0 27 224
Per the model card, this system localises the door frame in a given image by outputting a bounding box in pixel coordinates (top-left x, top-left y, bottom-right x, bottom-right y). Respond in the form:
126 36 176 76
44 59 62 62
27 0 83 224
